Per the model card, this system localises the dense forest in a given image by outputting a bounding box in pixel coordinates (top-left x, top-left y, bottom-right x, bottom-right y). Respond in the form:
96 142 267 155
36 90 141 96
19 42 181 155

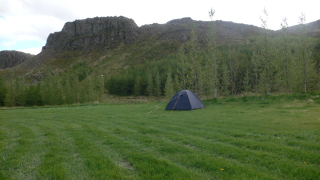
1 12 320 107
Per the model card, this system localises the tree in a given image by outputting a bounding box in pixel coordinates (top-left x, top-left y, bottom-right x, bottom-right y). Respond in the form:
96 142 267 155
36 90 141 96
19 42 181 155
220 62 230 96
64 74 72 104
146 72 153 96
15 76 27 106
243 68 251 95
173 74 181 93
134 75 142 96
165 70 174 99
99 75 105 102
188 22 201 93
4 73 16 107
0 74 7 106
252 51 260 93
86 75 95 103
41 69 55 105
225 48 240 96
259 7 271 95
25 83 42 106
72 71 80 103
280 17 291 94
154 71 161 99
208 8 218 98
298 13 309 93
177 46 188 89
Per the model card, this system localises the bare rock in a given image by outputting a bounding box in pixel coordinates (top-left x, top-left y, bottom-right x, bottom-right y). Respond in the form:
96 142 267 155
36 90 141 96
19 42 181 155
0 51 34 69
43 16 139 51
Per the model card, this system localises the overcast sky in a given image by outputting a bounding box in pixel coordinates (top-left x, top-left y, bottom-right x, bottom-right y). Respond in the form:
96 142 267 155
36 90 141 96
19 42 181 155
0 0 319 55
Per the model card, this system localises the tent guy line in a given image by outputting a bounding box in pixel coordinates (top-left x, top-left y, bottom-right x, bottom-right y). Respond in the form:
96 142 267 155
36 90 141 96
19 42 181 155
146 95 180 115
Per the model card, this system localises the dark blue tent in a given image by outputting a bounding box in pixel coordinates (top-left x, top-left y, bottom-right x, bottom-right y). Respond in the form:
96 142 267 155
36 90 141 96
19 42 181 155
165 90 206 110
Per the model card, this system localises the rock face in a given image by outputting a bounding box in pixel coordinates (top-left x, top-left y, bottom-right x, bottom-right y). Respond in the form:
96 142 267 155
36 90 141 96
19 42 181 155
42 16 266 53
43 16 139 51
0 51 34 69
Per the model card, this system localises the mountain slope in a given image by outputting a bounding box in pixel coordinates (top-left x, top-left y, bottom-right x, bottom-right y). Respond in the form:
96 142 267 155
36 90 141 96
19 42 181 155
1 16 319 78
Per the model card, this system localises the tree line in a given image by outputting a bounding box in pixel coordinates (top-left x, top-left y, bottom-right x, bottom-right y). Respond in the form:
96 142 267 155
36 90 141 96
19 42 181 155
0 63 104 107
107 9 320 98
106 10 319 99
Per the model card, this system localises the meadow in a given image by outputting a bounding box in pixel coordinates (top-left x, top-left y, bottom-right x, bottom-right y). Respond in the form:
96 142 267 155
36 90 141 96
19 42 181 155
0 94 320 179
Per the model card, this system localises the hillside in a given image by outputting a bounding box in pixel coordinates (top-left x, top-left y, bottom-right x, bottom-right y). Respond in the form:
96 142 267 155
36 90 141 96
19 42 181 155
0 16 319 84
0 16 269 77
282 19 320 37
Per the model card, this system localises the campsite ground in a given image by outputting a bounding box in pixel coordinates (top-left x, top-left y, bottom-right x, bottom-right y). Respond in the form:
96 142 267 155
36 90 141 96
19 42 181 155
1 94 320 179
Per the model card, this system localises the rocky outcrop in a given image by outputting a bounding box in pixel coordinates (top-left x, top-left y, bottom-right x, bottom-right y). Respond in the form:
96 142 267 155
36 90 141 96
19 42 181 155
0 51 34 69
139 17 264 44
42 16 266 53
43 16 139 51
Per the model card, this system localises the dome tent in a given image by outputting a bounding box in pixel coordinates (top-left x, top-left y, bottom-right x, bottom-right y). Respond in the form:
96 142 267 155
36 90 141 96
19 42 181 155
165 90 205 110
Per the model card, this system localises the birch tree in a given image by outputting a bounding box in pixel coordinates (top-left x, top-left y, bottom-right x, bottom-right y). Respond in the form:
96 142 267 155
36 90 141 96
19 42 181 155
165 70 174 99
154 71 161 99
281 17 291 94
298 13 308 93
147 72 153 96
259 8 271 95
177 46 188 89
208 8 218 98
189 22 201 93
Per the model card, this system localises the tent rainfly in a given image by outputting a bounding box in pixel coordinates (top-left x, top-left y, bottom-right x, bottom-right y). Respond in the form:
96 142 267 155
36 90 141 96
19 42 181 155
165 90 206 110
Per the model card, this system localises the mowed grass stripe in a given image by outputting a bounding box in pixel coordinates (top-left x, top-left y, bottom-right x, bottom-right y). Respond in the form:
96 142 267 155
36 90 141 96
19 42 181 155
35 125 70 179
99 111 320 169
95 121 283 179
54 126 92 180
1 97 320 179
0 123 43 179
79 123 207 179
69 123 134 179
88 104 319 179
29 108 107 179
64 124 139 179
81 122 277 180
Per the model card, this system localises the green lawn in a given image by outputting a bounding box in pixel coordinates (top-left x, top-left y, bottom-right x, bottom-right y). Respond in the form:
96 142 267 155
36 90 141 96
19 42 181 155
1 95 320 179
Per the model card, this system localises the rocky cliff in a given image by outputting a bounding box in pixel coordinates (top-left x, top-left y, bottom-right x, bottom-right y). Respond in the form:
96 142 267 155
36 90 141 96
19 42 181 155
42 16 265 53
43 16 139 51
0 51 34 69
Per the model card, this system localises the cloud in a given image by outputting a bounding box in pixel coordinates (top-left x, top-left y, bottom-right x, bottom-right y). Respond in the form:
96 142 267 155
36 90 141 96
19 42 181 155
0 40 16 48
17 47 42 55
0 0 319 53
0 15 65 42
0 0 77 21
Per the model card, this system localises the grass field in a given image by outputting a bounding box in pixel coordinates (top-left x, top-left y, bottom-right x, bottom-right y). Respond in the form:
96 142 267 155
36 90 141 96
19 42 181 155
1 94 320 179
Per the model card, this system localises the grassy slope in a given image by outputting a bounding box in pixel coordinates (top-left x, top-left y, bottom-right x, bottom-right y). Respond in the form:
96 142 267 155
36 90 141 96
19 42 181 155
13 35 181 80
1 95 320 179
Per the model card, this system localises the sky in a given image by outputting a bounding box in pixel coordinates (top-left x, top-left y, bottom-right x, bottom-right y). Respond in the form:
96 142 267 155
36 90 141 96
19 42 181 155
0 0 319 55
